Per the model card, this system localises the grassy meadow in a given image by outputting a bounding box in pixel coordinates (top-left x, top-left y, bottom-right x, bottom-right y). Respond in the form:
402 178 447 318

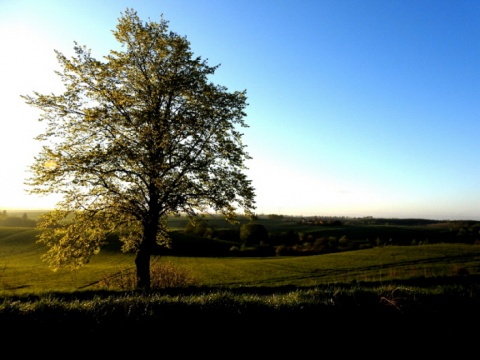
2 221 480 295
1 213 480 343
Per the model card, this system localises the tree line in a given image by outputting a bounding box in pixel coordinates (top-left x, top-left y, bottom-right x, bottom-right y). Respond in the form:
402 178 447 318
0 211 37 227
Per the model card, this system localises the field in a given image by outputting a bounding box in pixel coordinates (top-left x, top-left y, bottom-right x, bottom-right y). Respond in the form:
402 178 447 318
2 214 480 294
1 214 480 347
3 230 480 294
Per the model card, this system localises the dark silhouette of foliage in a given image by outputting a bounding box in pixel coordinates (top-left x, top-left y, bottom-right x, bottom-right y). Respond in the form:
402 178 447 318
240 222 269 246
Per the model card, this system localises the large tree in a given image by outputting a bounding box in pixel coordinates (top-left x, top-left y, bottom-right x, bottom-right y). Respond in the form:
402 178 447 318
22 8 256 290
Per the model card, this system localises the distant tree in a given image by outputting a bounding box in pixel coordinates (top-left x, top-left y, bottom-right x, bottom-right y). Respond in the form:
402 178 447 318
184 219 208 237
22 8 256 290
240 223 269 246
2 215 36 227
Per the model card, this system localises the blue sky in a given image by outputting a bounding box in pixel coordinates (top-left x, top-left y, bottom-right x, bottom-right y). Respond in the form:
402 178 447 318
1 0 479 220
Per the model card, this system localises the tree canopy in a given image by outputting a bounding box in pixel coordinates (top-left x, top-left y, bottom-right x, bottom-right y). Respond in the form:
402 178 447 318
22 8 256 290
240 223 269 246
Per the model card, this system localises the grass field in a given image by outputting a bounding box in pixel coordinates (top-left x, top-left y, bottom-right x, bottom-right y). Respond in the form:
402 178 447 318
2 225 480 295
1 222 480 347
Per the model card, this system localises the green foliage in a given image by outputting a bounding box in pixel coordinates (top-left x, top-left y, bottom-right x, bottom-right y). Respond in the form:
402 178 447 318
240 223 269 246
21 8 256 289
184 219 209 237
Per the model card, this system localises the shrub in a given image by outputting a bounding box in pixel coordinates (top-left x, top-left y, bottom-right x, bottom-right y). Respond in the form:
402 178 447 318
97 260 198 290
452 264 470 276
240 223 269 246
184 220 208 236
275 245 288 256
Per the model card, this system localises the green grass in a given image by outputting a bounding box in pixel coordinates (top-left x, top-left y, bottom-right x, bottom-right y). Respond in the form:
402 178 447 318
165 243 480 287
2 224 480 344
0 226 135 294
2 225 480 295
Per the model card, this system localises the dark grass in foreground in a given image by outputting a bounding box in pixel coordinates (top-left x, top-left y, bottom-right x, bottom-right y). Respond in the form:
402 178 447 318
1 278 480 342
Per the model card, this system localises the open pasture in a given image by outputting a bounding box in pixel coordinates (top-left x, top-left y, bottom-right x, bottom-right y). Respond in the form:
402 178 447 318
2 225 480 295
2 223 480 346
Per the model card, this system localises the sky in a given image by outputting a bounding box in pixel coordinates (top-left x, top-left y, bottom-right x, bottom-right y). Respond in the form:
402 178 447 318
1 0 480 220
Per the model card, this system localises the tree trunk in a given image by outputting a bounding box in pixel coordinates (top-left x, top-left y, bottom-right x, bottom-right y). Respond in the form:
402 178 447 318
135 220 158 291
135 248 151 291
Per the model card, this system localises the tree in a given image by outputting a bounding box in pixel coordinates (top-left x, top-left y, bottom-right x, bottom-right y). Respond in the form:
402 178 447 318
240 223 269 246
22 8 256 290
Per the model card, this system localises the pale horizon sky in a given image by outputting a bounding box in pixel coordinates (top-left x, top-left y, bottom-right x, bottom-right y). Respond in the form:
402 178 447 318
1 0 480 220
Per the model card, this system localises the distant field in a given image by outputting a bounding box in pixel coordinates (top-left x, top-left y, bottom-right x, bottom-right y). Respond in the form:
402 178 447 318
2 225 480 295
0 210 51 221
